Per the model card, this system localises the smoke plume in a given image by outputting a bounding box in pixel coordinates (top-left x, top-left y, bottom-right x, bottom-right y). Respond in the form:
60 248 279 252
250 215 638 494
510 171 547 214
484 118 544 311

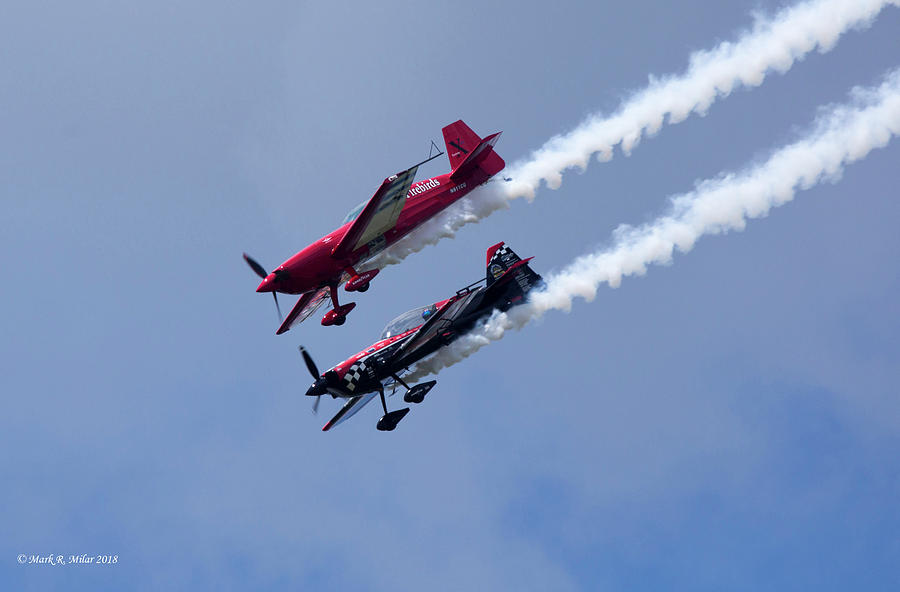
373 0 897 269
407 68 900 380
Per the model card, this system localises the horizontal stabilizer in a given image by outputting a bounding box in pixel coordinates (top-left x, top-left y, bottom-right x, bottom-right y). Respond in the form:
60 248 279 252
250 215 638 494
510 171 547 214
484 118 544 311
449 132 503 180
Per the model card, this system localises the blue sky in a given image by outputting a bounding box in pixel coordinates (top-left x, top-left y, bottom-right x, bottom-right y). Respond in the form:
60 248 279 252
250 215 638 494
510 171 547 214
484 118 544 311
2 1 898 590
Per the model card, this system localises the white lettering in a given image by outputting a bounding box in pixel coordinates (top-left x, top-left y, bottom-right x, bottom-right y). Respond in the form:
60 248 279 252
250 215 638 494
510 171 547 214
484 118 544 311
406 178 441 198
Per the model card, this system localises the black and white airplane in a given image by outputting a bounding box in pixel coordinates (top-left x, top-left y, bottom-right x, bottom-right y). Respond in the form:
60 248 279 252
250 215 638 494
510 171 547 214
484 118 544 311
299 242 542 431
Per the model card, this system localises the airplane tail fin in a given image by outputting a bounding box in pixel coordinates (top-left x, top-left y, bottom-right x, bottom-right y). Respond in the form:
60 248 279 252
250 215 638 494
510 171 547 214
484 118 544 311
442 120 505 180
484 242 542 298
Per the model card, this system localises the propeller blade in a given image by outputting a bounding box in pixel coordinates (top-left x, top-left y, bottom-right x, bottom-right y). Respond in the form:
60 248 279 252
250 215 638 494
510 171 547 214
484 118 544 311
242 253 268 279
299 346 319 380
272 292 283 321
312 395 321 415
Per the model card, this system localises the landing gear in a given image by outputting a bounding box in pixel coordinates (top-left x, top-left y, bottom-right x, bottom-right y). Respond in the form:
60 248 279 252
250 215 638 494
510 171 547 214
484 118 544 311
376 387 410 431
404 381 436 403
321 284 356 326
321 303 355 326
345 268 379 293
391 374 437 404
377 408 410 431
321 268 379 325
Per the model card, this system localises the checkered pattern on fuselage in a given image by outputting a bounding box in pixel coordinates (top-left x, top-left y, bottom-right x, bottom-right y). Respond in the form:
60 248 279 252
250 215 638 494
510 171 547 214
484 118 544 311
343 361 366 392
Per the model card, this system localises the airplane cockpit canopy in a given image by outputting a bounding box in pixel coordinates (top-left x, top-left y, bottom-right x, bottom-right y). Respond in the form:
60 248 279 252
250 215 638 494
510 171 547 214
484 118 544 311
341 201 367 225
381 305 437 339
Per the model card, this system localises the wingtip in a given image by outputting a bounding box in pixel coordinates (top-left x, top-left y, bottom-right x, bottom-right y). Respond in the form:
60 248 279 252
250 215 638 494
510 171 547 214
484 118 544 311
275 317 291 335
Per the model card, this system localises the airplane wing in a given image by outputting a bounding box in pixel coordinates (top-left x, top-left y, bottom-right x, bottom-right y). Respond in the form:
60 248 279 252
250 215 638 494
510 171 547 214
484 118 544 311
391 291 481 363
275 287 330 335
322 392 378 431
331 166 419 260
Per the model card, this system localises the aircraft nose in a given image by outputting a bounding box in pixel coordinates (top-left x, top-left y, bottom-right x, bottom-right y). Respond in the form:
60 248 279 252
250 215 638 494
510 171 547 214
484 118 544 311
306 378 327 398
256 273 276 293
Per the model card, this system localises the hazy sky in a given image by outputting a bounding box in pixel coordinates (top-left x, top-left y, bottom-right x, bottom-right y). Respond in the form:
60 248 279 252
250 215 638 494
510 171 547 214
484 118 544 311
2 1 898 590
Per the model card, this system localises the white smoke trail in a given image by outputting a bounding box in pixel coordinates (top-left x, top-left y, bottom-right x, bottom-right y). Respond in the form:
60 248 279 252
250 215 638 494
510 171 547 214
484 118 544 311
372 0 897 269
505 0 899 198
406 68 900 381
368 183 511 267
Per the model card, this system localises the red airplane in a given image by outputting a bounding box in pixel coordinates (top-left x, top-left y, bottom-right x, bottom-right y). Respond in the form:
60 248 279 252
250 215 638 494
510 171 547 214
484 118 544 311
243 119 505 334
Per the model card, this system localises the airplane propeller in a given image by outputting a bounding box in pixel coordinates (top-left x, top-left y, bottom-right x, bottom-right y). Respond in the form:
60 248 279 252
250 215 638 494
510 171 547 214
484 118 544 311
243 253 283 321
299 346 322 414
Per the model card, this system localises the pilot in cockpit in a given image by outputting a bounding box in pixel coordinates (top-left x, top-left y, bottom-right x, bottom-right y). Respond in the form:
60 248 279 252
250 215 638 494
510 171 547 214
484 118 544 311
421 305 437 321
